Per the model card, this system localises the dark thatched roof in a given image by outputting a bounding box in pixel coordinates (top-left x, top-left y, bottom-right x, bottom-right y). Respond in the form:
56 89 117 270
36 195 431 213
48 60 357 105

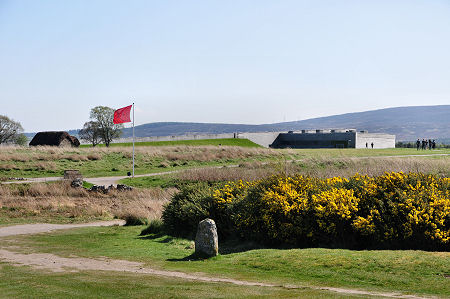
29 131 80 147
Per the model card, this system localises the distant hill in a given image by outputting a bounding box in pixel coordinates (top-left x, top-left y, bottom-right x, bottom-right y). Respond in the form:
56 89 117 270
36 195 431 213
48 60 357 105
120 105 449 141
267 105 450 141
25 105 449 141
121 122 274 137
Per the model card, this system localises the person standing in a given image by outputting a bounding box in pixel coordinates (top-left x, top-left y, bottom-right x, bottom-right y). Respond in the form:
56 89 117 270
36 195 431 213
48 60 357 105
416 139 420 150
371 142 374 149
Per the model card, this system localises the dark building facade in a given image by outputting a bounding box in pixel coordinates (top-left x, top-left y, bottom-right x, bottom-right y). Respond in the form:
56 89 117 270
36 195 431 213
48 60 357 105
269 129 395 149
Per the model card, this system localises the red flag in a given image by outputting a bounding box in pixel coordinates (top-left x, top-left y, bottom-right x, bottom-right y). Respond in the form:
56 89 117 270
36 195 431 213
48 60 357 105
113 105 132 124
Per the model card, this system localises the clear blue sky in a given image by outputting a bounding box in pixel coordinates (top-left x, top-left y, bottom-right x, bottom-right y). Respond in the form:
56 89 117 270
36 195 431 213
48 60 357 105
1 0 449 132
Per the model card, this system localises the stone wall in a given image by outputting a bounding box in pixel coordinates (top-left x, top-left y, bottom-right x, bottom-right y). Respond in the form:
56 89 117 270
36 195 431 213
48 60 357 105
80 130 395 149
96 133 236 144
237 132 282 148
103 132 282 148
355 133 396 149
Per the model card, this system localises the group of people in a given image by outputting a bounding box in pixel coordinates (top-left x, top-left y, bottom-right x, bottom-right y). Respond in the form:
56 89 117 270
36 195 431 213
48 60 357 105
416 139 436 150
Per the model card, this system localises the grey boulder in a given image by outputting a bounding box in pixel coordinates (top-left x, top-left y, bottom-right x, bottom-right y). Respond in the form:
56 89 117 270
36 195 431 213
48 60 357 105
195 218 218 257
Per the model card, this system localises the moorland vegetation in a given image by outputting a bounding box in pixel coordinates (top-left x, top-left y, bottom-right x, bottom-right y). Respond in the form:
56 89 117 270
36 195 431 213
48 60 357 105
0 181 173 225
1 144 449 298
0 144 277 178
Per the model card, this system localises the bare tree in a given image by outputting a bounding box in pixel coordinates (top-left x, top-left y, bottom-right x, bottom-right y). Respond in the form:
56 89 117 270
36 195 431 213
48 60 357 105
89 106 123 147
0 115 24 144
79 121 102 147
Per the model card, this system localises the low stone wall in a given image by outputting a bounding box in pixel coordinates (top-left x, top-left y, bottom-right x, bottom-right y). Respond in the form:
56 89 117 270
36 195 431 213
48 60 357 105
109 133 236 144
237 132 282 148
355 133 396 149
81 131 395 149
80 132 282 148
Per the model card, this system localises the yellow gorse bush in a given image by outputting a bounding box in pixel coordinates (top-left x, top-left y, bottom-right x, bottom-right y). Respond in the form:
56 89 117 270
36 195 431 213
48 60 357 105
213 180 257 205
211 172 450 249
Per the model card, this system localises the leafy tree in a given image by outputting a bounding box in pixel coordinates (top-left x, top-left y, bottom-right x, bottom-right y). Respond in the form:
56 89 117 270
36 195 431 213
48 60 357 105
0 115 24 144
14 133 28 146
89 106 123 147
79 121 102 147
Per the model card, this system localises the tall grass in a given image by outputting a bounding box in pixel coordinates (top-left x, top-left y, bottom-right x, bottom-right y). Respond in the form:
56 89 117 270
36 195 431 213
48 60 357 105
0 182 174 223
0 145 278 163
176 157 450 182
294 156 450 178
0 145 281 178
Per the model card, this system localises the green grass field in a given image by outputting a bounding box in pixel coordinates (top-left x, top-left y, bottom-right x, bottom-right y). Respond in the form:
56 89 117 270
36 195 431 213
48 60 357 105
0 263 352 299
119 175 176 188
5 225 449 298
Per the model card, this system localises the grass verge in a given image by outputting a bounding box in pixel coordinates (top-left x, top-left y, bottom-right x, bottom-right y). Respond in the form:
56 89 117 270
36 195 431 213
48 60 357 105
119 175 177 188
0 263 343 298
10 226 450 297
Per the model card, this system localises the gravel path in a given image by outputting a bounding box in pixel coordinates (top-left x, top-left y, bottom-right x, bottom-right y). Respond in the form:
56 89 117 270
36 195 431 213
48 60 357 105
1 176 63 184
0 222 435 299
2 166 239 187
85 169 189 187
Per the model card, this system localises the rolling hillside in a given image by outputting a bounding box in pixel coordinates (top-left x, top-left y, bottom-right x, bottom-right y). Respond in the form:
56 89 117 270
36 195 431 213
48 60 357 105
268 105 450 141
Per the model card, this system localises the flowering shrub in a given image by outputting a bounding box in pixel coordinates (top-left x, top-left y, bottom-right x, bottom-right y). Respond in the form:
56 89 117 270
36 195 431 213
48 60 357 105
163 172 449 250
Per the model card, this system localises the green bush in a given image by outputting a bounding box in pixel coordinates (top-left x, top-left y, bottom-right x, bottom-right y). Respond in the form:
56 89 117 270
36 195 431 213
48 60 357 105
123 215 149 226
140 219 165 235
162 182 217 238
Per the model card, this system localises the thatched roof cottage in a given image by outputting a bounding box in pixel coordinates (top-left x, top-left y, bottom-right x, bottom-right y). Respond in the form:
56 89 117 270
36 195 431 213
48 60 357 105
29 131 80 147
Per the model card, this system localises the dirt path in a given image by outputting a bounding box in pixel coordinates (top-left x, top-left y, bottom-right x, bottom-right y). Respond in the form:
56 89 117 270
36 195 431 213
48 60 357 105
85 169 199 186
1 176 63 184
2 165 240 187
0 223 435 299
0 220 125 237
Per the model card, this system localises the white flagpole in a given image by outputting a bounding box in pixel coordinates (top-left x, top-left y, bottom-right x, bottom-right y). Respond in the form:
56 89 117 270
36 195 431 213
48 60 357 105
132 102 135 178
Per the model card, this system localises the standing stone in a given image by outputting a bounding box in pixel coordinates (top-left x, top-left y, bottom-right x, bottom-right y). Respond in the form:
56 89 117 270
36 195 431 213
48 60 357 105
195 218 218 257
